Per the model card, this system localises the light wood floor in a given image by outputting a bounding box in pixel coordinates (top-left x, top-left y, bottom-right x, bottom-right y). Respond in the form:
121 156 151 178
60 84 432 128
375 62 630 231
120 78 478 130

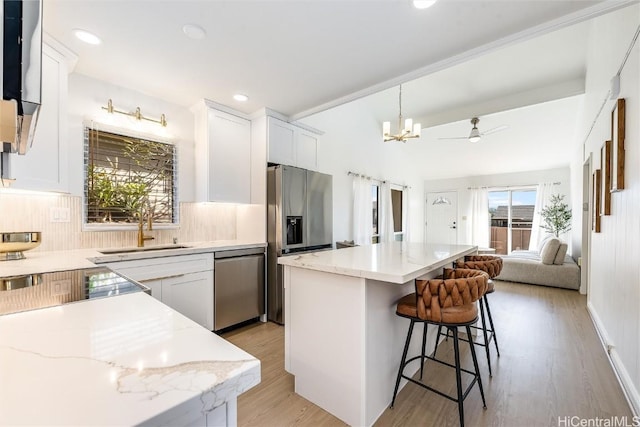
223 281 632 426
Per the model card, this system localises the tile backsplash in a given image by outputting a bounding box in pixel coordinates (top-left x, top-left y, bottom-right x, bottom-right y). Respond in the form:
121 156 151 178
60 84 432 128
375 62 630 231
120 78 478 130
0 192 261 252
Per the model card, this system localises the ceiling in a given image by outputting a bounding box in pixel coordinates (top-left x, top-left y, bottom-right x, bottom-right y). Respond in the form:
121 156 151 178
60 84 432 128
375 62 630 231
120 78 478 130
43 0 632 120
43 0 637 179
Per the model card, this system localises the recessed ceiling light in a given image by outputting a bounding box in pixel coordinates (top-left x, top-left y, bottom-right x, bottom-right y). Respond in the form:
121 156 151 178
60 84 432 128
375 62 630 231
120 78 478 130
182 24 206 40
73 29 101 45
233 94 249 102
413 0 437 9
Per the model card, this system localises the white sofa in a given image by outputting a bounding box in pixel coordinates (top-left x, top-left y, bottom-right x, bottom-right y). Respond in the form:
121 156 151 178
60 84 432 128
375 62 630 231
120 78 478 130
496 238 580 290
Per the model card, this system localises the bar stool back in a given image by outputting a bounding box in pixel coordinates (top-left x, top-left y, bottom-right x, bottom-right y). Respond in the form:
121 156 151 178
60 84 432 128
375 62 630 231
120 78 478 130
436 255 503 376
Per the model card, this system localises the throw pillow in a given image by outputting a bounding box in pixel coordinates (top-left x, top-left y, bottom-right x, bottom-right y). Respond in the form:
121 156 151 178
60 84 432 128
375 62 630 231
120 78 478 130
540 238 561 265
538 235 553 255
554 243 568 265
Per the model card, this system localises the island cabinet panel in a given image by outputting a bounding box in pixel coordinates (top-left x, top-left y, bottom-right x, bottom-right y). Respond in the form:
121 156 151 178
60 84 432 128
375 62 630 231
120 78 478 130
193 101 251 203
106 253 214 330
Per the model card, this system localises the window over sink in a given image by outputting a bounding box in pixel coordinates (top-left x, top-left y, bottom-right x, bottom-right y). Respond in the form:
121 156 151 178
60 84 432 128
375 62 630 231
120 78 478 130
83 126 178 228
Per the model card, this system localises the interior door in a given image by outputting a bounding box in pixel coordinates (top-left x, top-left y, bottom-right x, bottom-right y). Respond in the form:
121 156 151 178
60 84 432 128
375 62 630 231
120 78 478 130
425 191 458 245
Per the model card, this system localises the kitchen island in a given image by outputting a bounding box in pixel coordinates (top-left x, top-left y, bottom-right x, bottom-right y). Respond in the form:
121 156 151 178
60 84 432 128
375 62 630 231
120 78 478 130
0 290 260 426
278 242 476 426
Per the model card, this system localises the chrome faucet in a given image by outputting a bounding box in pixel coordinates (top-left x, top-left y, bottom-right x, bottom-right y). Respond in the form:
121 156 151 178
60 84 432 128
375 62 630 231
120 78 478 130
137 203 154 247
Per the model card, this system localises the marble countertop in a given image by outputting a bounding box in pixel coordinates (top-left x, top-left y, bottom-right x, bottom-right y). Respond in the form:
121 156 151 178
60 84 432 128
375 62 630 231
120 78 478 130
278 242 477 283
0 240 266 276
0 292 260 426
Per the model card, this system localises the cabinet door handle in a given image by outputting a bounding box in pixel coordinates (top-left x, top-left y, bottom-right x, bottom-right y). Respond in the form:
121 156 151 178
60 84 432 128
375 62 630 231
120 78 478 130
139 273 186 282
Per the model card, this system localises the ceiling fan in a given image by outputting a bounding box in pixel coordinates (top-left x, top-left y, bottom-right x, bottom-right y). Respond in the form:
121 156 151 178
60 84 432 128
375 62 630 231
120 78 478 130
438 117 508 143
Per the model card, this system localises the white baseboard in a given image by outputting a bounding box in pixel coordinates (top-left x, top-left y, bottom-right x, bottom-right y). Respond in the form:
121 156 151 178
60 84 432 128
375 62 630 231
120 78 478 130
587 302 640 416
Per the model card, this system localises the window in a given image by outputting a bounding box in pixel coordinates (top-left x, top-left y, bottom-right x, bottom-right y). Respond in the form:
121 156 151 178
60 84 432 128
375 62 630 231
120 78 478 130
372 184 379 243
391 188 404 241
372 184 405 243
488 188 536 254
84 127 177 227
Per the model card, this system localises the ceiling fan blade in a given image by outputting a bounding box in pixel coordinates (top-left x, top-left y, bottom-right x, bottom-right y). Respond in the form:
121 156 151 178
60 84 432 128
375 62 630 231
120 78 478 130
480 125 509 136
437 136 469 140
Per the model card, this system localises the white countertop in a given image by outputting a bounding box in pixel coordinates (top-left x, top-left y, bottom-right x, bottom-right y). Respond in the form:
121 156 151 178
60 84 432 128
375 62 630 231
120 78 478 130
278 242 477 283
0 240 266 276
0 292 260 426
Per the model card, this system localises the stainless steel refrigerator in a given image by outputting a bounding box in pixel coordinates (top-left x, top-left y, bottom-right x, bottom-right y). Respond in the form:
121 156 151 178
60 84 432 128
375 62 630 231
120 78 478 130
267 165 333 324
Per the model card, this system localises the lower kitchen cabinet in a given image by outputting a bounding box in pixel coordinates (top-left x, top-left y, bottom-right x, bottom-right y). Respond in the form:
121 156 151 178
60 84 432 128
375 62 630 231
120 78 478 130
161 271 212 331
104 253 214 330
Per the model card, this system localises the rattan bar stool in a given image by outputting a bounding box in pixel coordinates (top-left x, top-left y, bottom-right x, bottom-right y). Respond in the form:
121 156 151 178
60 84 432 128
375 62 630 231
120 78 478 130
435 255 502 377
390 268 489 427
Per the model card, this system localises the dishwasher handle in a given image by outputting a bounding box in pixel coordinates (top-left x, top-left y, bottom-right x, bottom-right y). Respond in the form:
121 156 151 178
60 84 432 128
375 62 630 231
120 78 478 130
214 247 266 259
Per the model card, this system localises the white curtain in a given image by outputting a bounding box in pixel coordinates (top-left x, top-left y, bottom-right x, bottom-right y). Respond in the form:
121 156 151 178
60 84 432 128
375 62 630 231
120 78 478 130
470 188 489 248
352 175 373 245
402 187 410 242
379 181 394 242
529 182 554 250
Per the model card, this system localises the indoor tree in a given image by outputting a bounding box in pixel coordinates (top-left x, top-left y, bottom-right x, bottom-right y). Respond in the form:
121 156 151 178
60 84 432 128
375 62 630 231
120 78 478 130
540 194 572 237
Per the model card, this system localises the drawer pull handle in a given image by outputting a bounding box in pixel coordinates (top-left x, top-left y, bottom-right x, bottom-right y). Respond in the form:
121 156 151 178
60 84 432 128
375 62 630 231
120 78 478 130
139 273 186 282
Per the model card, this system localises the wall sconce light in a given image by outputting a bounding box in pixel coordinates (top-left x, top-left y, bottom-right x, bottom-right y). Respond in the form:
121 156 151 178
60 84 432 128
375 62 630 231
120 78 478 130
102 99 167 127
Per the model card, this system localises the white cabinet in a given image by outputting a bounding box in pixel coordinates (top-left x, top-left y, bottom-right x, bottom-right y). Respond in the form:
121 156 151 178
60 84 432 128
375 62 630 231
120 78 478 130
161 271 212 330
106 253 214 330
11 42 74 192
193 101 251 203
268 118 296 166
267 117 319 170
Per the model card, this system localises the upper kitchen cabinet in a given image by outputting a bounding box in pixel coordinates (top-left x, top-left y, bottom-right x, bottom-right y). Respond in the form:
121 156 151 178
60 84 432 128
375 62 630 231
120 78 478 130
193 100 251 203
267 116 321 171
10 40 77 193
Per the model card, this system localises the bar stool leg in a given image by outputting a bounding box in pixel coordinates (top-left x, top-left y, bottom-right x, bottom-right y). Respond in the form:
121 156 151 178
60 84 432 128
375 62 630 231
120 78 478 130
433 324 443 358
478 298 493 377
466 324 487 409
391 319 415 408
452 326 465 427
420 322 428 380
484 295 500 357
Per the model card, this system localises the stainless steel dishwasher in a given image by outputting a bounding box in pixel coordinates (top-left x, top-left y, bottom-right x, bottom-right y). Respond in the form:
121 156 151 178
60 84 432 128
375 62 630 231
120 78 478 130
213 247 265 331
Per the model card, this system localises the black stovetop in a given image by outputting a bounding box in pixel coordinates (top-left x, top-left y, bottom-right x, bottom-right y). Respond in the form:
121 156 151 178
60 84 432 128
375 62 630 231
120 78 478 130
0 267 149 315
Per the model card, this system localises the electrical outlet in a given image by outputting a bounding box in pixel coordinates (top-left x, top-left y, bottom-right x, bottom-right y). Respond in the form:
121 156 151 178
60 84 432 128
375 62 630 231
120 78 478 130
49 207 70 223
51 279 71 296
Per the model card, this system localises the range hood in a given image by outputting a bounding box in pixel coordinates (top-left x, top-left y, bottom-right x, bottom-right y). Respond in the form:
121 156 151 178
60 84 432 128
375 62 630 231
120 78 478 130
0 0 42 159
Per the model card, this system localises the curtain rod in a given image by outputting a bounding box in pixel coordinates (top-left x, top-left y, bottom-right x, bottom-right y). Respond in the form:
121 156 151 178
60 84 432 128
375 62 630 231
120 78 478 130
467 182 560 190
347 171 410 189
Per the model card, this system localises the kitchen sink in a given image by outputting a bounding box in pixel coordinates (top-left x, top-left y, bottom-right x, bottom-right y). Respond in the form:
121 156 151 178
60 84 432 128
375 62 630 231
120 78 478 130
98 244 191 255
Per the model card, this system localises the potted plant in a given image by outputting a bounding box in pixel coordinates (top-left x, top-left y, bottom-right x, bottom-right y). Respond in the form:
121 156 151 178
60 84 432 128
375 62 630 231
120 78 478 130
540 194 572 237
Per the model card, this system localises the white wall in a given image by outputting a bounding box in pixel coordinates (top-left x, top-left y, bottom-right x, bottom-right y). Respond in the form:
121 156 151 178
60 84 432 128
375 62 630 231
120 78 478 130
301 95 572 247
423 167 571 249
574 4 640 414
66 73 197 200
301 101 426 243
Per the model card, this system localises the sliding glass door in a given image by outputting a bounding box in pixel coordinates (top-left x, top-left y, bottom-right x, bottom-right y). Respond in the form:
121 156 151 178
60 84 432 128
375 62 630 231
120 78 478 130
488 188 536 254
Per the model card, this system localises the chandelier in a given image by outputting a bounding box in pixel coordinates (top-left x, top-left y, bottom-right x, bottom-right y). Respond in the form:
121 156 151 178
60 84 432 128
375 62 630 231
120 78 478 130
383 84 421 142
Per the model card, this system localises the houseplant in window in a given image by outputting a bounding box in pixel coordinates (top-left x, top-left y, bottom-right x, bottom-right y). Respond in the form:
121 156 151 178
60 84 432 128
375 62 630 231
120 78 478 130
86 128 176 225
540 194 572 238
